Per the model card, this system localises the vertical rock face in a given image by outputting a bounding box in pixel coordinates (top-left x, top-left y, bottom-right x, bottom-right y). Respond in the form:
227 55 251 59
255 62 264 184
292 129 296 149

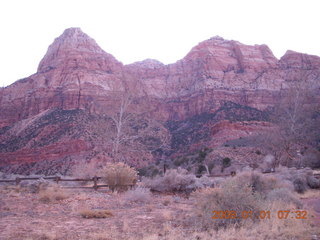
0 28 319 173
1 28 319 127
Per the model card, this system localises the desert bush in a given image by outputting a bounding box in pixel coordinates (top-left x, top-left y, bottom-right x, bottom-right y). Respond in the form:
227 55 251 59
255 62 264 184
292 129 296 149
301 149 320 168
266 188 302 208
187 175 214 190
275 166 314 193
306 175 320 189
192 178 264 230
208 161 215 173
197 165 208 175
173 157 189 167
233 171 291 196
190 173 308 232
211 200 313 240
79 209 113 219
143 168 213 193
197 150 207 162
124 186 151 203
143 168 196 193
39 185 69 203
293 178 307 193
221 157 231 172
138 165 160 177
99 162 138 191
16 178 56 193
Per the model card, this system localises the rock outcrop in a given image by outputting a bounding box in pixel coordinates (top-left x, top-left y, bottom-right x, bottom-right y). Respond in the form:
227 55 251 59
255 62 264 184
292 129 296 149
0 28 319 174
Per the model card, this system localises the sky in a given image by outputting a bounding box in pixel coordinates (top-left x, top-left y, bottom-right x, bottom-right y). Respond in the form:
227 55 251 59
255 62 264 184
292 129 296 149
0 0 319 87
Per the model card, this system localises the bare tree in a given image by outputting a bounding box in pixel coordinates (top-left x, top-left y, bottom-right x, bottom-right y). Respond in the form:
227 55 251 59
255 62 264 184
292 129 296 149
260 80 319 168
110 94 132 162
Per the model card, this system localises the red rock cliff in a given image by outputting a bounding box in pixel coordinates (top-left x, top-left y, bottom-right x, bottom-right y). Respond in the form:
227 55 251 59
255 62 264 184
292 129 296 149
0 28 319 174
1 28 319 128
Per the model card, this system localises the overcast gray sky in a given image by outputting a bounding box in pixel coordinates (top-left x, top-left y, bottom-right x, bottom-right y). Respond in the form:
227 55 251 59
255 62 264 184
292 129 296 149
0 0 319 87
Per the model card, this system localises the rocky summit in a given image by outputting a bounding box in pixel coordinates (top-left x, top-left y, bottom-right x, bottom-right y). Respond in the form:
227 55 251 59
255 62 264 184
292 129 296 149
0 28 319 174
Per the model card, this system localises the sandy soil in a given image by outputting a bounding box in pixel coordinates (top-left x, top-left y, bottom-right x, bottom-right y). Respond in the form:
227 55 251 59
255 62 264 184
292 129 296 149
0 186 191 240
0 185 319 240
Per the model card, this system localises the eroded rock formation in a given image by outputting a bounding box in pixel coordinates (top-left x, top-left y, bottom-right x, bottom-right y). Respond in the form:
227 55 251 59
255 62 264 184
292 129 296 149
0 28 319 174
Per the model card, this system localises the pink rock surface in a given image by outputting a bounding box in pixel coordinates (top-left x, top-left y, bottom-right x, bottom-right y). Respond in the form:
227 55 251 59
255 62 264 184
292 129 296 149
0 28 319 172
1 28 319 127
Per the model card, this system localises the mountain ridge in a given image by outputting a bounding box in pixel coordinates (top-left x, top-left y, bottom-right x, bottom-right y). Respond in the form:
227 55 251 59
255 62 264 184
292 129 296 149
0 28 319 174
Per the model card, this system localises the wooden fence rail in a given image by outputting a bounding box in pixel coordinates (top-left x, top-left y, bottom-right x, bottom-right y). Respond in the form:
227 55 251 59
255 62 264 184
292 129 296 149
0 176 134 191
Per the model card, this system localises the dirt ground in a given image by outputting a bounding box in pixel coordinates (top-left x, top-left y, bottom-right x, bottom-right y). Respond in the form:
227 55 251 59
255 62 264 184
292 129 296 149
0 186 192 240
0 185 320 240
302 196 320 226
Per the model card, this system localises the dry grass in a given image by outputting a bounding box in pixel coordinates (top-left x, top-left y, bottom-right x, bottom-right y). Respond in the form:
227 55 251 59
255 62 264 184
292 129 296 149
8 232 58 240
124 187 151 203
191 181 265 230
39 185 69 203
79 209 114 219
187 170 312 234
266 188 302 208
87 213 317 240
209 201 318 240
301 189 320 199
1 171 319 240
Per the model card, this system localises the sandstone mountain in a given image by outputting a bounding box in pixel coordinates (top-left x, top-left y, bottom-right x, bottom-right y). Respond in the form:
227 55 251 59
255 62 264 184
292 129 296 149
0 28 319 174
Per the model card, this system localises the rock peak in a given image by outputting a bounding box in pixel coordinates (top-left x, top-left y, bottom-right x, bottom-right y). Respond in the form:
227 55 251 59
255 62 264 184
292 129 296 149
61 27 84 35
37 27 106 72
127 58 164 68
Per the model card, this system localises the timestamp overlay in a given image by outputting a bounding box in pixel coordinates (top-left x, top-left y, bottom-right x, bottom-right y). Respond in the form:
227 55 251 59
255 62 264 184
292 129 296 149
212 210 308 220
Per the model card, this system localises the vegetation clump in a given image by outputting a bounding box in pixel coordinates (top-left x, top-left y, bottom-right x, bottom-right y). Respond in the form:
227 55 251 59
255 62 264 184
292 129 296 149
39 185 69 203
143 168 213 193
124 187 151 203
99 162 138 191
191 170 303 230
79 209 113 219
221 157 232 172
